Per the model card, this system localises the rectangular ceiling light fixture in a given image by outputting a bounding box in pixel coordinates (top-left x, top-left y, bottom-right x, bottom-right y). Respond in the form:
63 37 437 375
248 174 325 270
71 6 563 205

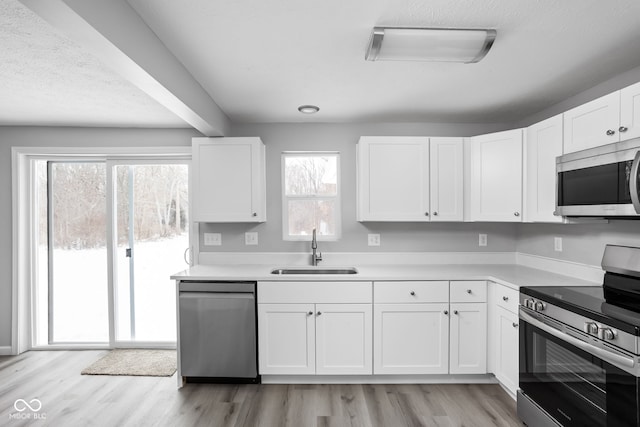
365 27 496 63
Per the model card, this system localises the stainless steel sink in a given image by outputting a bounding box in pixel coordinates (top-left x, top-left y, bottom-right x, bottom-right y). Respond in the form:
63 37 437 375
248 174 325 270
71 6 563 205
270 267 358 275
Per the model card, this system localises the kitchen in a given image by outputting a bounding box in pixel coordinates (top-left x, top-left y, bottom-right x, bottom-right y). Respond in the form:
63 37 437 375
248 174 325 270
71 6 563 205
3 0 640 426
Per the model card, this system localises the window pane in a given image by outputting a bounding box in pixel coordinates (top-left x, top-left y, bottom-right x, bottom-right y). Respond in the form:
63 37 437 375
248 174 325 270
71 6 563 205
285 155 337 196
288 199 336 237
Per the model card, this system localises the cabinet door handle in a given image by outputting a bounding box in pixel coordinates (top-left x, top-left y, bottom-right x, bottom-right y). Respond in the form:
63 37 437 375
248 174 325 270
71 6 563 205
433 212 438 216
425 212 429 216
512 322 519 328
514 212 520 217
316 311 322 316
307 311 313 316
252 212 257 217
620 126 628 133
454 310 459 315
606 129 616 136
444 310 449 315
503 296 509 301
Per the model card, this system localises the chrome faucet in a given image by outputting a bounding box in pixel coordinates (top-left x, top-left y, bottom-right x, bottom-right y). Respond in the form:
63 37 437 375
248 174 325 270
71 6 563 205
311 228 322 266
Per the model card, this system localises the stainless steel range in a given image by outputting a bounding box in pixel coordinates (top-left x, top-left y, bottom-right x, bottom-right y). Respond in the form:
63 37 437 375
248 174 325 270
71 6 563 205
518 245 640 427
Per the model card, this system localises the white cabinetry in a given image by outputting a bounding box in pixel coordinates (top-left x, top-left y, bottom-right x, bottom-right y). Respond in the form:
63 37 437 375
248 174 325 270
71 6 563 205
192 137 266 222
489 282 520 396
374 281 449 374
257 282 372 375
449 281 487 374
563 81 640 154
357 136 463 222
524 114 563 223
430 138 464 221
469 129 523 222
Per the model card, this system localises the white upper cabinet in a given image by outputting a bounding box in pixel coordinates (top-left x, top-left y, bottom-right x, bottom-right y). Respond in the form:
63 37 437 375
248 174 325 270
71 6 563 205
524 114 563 223
563 81 640 154
192 137 266 222
563 92 621 153
357 136 430 221
469 129 523 222
620 81 640 141
430 137 464 221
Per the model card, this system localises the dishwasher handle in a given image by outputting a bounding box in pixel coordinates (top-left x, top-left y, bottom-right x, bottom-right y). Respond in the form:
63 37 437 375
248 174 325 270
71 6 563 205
179 281 255 293
179 292 254 300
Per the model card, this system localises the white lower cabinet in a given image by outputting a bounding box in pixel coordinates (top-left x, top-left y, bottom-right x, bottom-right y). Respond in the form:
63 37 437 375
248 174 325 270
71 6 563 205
374 303 449 374
449 302 487 374
489 282 520 395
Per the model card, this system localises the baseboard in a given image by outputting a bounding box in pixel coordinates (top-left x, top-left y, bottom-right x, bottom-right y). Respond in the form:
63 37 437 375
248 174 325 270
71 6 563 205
199 251 516 266
0 346 13 356
516 252 603 283
261 374 497 384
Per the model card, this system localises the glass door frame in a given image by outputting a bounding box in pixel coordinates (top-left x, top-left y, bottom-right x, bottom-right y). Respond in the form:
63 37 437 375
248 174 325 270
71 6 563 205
106 158 191 349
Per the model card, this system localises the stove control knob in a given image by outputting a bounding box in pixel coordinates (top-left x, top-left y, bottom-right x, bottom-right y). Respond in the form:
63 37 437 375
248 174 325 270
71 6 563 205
524 299 535 309
584 322 599 335
600 328 616 341
534 301 546 312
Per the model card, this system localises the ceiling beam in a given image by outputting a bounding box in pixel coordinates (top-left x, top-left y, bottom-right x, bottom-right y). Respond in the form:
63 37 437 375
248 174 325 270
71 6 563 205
19 0 230 136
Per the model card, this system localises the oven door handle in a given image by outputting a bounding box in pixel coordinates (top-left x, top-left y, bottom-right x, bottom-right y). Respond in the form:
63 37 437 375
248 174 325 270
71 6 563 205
520 310 635 370
630 150 640 214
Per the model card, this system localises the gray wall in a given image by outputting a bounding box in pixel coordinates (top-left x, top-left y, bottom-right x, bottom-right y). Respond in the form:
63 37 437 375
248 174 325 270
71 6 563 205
199 122 519 254
0 126 200 349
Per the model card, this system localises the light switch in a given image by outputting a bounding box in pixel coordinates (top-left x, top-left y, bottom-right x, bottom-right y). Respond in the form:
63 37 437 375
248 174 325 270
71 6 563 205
204 233 222 246
245 232 258 245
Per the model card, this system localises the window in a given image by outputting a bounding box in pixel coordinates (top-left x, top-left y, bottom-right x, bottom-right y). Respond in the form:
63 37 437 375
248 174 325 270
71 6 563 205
282 152 340 240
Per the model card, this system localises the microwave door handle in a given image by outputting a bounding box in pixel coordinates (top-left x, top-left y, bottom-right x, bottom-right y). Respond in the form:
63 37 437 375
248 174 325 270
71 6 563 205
519 310 636 371
631 151 640 214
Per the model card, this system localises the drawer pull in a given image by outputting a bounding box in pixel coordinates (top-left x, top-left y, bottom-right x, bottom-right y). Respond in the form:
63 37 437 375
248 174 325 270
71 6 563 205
503 296 509 302
410 291 416 296
466 289 472 294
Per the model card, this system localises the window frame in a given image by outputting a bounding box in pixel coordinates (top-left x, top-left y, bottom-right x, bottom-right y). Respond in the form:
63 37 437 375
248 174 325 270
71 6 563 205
281 151 341 241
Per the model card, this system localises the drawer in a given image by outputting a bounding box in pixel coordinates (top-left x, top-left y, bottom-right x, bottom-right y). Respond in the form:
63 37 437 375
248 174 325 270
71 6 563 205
493 284 519 313
374 281 449 303
258 281 372 304
450 281 487 303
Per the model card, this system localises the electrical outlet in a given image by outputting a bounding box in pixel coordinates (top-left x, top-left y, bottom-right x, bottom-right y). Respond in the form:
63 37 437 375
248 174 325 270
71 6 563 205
245 232 258 245
554 237 563 252
479 234 487 247
204 232 222 246
368 234 380 246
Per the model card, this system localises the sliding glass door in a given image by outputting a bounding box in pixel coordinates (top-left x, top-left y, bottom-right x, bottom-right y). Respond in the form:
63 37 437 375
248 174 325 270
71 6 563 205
33 158 189 348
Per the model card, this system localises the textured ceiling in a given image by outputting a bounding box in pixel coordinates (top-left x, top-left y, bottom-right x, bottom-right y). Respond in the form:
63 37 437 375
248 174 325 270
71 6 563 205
0 0 187 128
127 0 640 124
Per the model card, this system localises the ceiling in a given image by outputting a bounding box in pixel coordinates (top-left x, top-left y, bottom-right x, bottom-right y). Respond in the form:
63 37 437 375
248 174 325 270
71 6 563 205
4 0 640 128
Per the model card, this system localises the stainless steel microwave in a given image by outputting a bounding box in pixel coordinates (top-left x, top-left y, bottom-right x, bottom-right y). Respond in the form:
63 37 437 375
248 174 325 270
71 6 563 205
556 137 640 217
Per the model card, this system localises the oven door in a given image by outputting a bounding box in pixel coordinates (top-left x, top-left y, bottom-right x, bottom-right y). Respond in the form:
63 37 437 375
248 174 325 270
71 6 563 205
519 310 639 427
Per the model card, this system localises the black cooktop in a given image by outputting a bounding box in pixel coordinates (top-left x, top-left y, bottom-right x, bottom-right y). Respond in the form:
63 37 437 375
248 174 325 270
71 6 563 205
521 286 640 336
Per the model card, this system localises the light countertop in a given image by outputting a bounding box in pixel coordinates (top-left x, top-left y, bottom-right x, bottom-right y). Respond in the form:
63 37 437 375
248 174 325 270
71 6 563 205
171 263 599 291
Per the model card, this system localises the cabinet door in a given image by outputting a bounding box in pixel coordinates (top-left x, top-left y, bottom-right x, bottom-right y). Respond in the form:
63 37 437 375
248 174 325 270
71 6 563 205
494 306 519 395
620 81 640 141
469 129 523 222
525 114 563 223
315 304 372 375
563 92 620 154
450 303 487 374
430 137 464 221
192 137 266 222
258 303 315 375
374 303 449 374
357 136 430 221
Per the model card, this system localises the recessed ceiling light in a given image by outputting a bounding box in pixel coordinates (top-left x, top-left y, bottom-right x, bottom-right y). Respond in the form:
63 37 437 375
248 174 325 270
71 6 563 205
298 105 320 114
365 27 496 63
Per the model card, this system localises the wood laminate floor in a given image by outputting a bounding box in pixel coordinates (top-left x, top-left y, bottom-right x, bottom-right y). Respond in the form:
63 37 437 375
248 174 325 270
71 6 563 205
0 351 521 427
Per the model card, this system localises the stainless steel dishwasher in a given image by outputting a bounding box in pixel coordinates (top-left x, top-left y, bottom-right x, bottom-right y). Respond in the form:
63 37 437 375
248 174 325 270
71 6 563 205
178 281 259 383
